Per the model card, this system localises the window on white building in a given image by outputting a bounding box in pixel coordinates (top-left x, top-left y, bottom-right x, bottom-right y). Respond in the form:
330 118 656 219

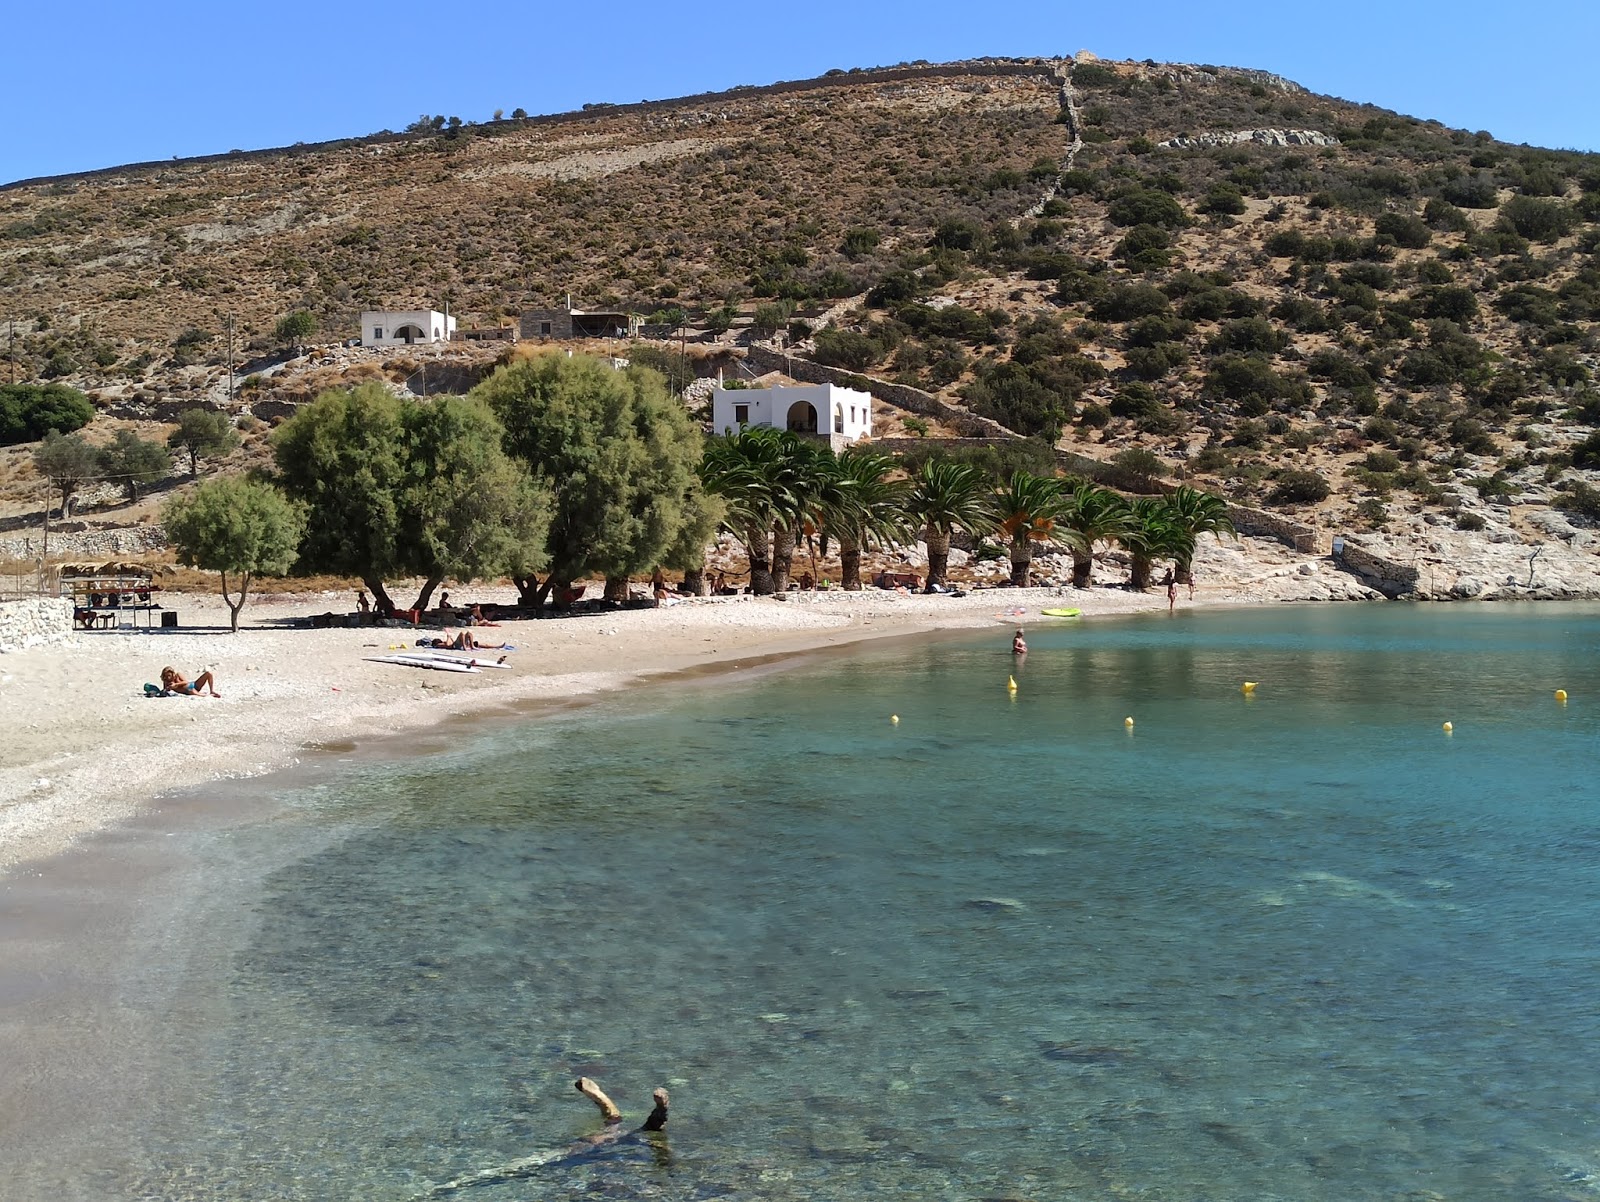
373 328 383 340
734 404 750 425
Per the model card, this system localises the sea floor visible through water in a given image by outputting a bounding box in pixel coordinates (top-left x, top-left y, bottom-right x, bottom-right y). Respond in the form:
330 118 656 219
4 602 1600 1201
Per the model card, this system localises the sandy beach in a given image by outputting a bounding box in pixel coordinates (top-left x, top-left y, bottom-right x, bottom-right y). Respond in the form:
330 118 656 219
0 533 1376 878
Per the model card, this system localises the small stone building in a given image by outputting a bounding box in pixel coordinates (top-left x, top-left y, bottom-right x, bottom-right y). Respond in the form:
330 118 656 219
710 382 873 449
361 309 456 347
520 303 643 341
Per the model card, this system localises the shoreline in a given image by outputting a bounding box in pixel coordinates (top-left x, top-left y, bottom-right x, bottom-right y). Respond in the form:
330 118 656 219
0 522 1510 881
0 581 1194 878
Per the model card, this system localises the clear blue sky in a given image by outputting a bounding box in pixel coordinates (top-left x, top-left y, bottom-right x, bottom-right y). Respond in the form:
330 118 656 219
4 1 1596 184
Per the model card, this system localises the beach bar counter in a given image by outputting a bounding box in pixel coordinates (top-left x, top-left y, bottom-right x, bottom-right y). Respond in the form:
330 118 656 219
56 562 170 630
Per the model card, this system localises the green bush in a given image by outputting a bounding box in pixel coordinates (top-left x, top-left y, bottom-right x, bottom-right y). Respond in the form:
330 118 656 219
1498 196 1578 243
812 329 883 372
1572 430 1600 470
1125 343 1189 380
1106 188 1188 229
1072 63 1120 88
1440 175 1498 209
1455 511 1487 531
0 383 95 446
1198 184 1247 216
1204 354 1307 414
1268 469 1331 504
1090 283 1170 322
1375 211 1431 249
1207 317 1290 355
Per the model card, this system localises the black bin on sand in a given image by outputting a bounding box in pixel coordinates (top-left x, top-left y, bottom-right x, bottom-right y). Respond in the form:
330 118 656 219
161 611 178 628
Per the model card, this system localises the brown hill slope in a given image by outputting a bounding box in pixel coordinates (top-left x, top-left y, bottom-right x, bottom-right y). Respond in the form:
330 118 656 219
3 55 1600 559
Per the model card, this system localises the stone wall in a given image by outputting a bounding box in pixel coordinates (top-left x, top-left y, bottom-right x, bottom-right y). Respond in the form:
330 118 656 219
1337 540 1419 598
0 597 73 653
0 524 168 562
1227 505 1319 552
745 346 1022 438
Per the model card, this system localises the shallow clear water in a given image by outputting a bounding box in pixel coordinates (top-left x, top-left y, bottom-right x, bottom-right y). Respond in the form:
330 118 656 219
13 603 1600 1200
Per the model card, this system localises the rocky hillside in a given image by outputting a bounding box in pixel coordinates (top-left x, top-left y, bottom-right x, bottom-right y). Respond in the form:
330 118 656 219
4 54 1600 568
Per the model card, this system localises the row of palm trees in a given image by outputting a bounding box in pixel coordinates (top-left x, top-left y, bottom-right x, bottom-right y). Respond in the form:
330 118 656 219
699 428 1234 592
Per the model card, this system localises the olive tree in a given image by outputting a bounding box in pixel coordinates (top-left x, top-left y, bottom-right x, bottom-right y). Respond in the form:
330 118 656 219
168 408 240 476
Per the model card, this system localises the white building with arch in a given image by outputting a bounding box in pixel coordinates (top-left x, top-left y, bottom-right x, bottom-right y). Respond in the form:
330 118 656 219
710 382 873 448
361 309 456 347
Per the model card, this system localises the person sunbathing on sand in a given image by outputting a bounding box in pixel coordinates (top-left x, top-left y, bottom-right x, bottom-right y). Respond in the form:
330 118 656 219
161 666 221 697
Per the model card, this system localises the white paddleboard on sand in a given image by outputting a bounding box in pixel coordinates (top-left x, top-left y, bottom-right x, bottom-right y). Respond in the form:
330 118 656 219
407 649 511 669
366 655 481 673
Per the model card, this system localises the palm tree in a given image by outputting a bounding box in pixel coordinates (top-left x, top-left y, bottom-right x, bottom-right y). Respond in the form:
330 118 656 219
991 470 1079 587
1161 486 1235 584
1119 495 1192 590
701 427 800 594
768 436 833 593
907 458 993 588
1058 482 1132 588
817 449 914 590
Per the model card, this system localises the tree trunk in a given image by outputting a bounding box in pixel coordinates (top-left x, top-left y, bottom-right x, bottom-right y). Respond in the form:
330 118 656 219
546 575 574 610
512 574 542 607
1071 548 1094 589
1130 552 1153 591
188 447 199 477
1009 536 1032 587
1175 557 1194 585
412 574 444 612
745 522 774 595
683 566 709 596
220 569 250 633
771 523 797 593
604 575 630 602
364 576 395 616
925 526 952 587
840 537 863 590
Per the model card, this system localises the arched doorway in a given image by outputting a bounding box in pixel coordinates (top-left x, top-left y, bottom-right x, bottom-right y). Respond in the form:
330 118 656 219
786 400 818 433
395 323 426 344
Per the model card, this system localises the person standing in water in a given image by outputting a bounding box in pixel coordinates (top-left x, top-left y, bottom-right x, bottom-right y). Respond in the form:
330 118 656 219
1012 629 1028 655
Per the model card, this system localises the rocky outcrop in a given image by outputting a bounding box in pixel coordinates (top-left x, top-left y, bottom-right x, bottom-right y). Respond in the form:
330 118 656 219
1158 129 1338 150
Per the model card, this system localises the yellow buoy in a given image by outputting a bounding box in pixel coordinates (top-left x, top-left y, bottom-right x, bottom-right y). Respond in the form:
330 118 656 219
1124 716 1135 728
1007 676 1018 692
1442 721 1454 734
890 714 900 725
1555 689 1568 703
1241 681 1258 694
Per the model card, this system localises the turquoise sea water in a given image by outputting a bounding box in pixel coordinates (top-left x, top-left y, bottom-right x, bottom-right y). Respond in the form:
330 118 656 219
9 603 1600 1200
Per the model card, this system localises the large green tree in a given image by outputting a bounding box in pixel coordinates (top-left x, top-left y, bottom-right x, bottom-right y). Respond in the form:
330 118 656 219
474 354 707 606
162 477 306 632
0 383 94 446
400 394 551 609
272 383 546 611
168 408 241 476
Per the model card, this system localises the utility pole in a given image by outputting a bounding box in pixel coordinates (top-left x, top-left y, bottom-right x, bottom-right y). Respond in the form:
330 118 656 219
226 313 235 402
